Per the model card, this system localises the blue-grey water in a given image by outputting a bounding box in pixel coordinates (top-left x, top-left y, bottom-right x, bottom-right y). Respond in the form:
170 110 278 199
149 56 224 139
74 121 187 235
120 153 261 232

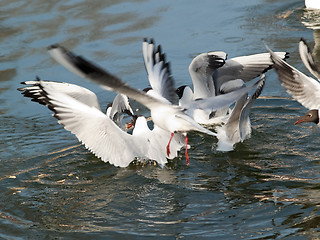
1 0 320 239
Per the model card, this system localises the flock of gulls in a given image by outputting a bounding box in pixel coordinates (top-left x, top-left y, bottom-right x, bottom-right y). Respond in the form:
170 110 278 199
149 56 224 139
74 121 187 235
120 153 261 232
18 3 320 168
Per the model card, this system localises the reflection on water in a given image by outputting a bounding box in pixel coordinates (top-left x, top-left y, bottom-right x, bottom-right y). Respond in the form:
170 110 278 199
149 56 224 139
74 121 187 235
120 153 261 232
1 0 320 239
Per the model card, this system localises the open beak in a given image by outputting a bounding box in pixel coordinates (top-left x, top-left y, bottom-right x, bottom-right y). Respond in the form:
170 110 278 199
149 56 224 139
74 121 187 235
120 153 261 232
126 122 133 130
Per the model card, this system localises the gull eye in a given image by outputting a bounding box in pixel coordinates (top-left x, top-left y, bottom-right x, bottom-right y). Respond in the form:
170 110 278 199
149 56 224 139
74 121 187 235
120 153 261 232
308 113 313 117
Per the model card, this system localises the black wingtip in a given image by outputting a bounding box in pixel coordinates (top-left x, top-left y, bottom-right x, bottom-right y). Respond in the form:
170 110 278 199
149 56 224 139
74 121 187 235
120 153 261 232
284 52 290 60
143 38 156 45
300 37 307 44
157 45 162 54
47 44 61 51
143 87 152 93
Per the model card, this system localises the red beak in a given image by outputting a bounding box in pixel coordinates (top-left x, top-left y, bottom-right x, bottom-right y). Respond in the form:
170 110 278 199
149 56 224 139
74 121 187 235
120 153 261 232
294 117 306 125
126 122 133 130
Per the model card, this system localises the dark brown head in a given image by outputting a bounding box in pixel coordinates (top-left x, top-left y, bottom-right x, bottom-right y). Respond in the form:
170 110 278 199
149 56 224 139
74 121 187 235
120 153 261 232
295 109 319 125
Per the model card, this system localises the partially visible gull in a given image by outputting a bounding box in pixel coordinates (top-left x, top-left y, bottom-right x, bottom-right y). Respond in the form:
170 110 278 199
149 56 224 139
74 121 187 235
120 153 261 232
267 38 320 126
106 93 134 130
305 0 320 10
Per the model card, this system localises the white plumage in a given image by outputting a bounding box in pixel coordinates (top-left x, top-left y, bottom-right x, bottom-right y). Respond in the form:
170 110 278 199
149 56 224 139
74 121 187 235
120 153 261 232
305 0 320 10
19 80 185 167
47 41 264 163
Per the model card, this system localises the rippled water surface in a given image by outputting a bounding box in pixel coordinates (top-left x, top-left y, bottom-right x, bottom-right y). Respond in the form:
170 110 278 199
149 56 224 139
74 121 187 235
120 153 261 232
1 0 320 239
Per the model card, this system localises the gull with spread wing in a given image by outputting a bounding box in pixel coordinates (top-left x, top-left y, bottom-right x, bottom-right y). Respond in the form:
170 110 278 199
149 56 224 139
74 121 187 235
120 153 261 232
18 79 184 167
267 38 320 126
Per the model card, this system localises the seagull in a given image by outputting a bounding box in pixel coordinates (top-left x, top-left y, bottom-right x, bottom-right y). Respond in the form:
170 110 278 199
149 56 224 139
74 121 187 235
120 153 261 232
305 0 320 10
48 41 265 164
105 93 135 130
177 50 289 125
267 38 320 126
18 79 183 167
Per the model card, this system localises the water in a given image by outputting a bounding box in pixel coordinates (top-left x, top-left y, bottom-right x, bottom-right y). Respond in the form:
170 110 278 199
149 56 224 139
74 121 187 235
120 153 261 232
1 0 320 239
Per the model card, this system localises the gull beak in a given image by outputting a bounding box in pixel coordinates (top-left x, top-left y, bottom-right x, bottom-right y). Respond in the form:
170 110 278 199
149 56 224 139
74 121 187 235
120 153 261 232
294 116 307 125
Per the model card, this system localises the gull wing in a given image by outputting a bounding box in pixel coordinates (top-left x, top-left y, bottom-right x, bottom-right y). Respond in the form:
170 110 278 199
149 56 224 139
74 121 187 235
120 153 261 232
109 93 134 119
267 45 320 110
213 52 288 94
48 44 169 111
223 74 265 141
19 78 101 110
186 76 265 113
142 39 176 103
299 38 320 80
188 51 226 99
107 93 135 130
19 80 151 167
238 74 266 140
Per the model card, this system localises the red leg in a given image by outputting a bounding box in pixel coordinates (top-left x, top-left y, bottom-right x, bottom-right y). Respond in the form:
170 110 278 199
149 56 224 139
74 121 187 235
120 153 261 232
167 132 174 157
185 134 189 166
